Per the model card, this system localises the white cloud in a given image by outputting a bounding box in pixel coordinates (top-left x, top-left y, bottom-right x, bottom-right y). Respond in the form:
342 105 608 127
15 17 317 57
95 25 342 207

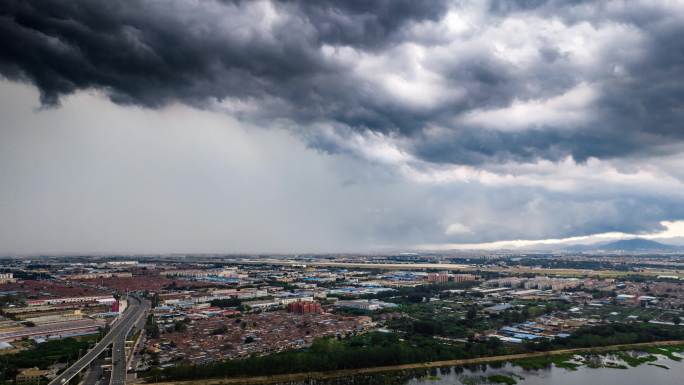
350 43 466 111
419 220 684 251
401 155 684 197
445 223 472 236
458 82 597 131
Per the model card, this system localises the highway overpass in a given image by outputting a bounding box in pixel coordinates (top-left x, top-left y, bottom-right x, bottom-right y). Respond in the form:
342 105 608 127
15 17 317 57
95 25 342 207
48 295 149 385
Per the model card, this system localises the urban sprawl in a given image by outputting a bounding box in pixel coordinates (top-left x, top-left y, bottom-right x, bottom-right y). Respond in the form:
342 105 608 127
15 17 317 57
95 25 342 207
1 253 684 385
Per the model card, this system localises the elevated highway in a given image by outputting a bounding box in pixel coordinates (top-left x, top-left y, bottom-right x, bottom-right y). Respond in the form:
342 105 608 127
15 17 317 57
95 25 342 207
48 296 149 385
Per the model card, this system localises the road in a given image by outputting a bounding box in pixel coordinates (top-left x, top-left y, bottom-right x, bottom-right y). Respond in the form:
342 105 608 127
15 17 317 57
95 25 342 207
48 295 149 385
0 319 105 342
110 332 127 385
81 360 105 385
126 312 149 383
111 296 149 385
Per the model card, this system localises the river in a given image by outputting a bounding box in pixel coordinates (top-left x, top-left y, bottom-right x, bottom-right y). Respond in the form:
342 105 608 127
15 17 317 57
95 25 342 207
277 351 684 385
407 353 684 385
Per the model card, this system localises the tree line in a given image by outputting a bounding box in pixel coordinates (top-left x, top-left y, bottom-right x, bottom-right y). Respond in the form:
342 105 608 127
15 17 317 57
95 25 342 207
144 322 684 382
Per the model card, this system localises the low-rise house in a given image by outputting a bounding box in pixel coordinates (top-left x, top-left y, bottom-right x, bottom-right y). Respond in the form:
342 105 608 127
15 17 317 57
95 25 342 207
16 367 50 385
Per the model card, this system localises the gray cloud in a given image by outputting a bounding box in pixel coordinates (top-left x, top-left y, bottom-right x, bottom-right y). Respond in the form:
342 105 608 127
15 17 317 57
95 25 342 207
3 78 684 252
1 0 684 166
0 0 446 107
3 1 684 252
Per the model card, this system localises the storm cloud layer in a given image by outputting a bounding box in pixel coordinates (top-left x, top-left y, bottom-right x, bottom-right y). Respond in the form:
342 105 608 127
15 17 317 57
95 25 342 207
1 0 684 252
2 0 684 165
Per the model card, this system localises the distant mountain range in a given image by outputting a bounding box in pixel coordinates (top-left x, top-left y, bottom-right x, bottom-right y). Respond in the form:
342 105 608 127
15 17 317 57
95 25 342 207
564 238 680 252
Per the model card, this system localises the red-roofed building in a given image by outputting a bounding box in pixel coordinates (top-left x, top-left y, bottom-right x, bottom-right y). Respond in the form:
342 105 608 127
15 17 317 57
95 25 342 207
287 301 322 314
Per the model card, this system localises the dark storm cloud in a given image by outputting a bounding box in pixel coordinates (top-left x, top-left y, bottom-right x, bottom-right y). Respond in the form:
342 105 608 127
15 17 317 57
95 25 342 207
284 0 450 48
0 0 447 104
412 125 656 165
0 0 327 106
1 0 683 165
443 192 684 244
487 0 590 15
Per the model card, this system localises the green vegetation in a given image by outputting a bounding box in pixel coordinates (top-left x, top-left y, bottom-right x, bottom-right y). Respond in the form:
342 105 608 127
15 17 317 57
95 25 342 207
553 360 581 370
388 298 568 339
151 293 160 308
145 314 160 339
210 298 242 309
512 354 578 370
614 352 657 367
387 302 470 338
514 350 672 372
513 345 684 372
145 332 506 381
145 322 684 382
644 345 684 361
550 323 684 349
0 336 97 383
210 325 228 335
0 294 24 308
173 320 188 332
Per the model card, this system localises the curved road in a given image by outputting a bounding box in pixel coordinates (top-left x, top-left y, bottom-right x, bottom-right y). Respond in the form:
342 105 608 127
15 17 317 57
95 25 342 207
49 296 149 385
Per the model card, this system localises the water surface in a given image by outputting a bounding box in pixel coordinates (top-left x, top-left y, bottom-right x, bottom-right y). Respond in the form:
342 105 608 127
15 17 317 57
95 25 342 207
283 352 684 385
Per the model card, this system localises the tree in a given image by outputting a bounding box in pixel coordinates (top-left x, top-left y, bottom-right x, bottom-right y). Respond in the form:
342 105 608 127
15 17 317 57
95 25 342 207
174 320 188 332
211 298 241 308
466 306 477 321
486 337 502 351
521 307 530 320
406 293 424 303
413 320 443 336
151 293 161 308
211 325 228 335
145 315 160 339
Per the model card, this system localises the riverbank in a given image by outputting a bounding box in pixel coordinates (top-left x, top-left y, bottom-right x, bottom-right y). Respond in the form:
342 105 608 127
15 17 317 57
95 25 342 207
146 339 684 385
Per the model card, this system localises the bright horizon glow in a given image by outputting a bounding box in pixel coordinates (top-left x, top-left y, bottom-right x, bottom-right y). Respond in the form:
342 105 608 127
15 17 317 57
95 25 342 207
416 221 684 251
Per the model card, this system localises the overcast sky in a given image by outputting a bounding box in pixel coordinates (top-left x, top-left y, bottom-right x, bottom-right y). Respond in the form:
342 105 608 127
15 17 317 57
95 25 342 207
2 0 684 254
